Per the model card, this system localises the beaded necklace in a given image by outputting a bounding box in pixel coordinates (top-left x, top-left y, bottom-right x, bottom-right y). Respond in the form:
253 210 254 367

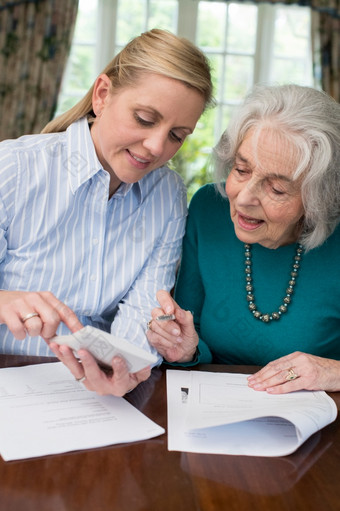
245 242 303 323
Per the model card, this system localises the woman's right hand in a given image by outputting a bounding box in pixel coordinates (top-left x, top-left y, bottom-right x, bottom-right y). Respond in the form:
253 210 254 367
146 290 198 363
0 290 83 341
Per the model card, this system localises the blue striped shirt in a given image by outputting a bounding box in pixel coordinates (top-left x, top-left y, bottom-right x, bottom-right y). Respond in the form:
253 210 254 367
0 118 187 360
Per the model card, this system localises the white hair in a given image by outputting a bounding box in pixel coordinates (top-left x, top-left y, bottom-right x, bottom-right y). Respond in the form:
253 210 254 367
214 84 340 250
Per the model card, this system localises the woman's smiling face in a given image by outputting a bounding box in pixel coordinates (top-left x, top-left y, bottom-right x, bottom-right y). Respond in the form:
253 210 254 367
90 72 205 195
225 128 305 249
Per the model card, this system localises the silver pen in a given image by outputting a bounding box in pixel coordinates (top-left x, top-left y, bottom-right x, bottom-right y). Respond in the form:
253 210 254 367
155 314 176 321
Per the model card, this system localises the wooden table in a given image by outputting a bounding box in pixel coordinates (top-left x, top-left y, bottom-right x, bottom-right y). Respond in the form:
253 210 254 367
0 355 339 511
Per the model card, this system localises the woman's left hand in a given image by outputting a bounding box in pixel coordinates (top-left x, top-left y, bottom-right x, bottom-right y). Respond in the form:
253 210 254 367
247 351 340 394
49 342 151 396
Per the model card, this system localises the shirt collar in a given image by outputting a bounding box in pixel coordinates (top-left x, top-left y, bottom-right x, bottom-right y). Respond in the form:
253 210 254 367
66 117 142 203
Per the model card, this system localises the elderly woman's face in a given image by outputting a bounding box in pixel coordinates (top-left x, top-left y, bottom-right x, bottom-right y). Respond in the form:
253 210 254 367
225 129 305 249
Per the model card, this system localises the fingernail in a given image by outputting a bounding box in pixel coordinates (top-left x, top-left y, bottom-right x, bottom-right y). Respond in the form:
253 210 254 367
253 383 262 390
172 329 180 336
176 337 183 343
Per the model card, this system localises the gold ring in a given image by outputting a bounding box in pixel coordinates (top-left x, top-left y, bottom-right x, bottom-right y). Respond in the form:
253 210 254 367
147 320 152 330
22 312 40 323
76 376 86 383
285 367 299 381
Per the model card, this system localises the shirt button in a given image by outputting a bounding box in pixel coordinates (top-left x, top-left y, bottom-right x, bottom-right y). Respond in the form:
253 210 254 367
90 275 96 281
93 238 99 245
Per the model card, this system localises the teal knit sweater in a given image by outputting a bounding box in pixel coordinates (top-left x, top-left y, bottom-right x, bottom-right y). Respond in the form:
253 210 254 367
174 184 340 366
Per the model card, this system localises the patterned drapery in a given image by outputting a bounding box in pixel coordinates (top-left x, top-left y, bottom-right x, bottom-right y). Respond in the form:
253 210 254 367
0 0 78 140
315 12 340 100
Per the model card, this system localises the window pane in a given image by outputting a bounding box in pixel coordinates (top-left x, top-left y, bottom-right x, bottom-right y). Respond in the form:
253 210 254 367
56 94 83 115
197 1 227 48
116 0 147 45
66 46 96 93
227 3 257 53
221 104 235 134
271 6 312 85
209 54 222 99
274 7 310 57
224 55 254 100
171 107 216 200
55 0 98 116
73 0 98 44
148 0 178 31
271 58 311 85
116 0 178 45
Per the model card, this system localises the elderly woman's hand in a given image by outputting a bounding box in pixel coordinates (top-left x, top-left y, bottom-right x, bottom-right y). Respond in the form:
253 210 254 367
146 290 198 363
247 351 340 394
48 341 151 396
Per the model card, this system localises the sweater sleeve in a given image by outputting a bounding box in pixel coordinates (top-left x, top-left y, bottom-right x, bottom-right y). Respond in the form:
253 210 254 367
173 187 214 366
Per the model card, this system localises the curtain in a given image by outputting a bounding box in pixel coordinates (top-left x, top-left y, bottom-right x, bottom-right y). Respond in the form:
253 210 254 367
0 0 78 140
312 11 340 101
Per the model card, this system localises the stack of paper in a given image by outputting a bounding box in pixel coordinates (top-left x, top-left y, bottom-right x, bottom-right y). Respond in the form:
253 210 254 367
167 370 337 457
0 362 164 461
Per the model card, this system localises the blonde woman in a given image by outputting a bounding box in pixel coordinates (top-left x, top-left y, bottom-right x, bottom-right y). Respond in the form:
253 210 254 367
0 29 213 396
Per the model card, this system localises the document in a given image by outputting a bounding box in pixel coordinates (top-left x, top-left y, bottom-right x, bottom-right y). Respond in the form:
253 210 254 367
167 370 337 457
0 362 165 461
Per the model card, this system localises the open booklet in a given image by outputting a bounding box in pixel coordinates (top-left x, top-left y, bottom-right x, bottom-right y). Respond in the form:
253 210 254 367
167 370 338 457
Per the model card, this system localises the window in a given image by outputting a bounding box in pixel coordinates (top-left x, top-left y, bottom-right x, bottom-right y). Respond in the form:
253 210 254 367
57 0 313 197
56 0 98 115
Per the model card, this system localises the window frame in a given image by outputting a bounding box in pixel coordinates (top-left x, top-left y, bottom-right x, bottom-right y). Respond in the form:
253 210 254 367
57 0 313 141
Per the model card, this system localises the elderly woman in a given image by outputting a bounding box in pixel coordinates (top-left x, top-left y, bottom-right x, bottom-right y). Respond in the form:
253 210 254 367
147 83 340 394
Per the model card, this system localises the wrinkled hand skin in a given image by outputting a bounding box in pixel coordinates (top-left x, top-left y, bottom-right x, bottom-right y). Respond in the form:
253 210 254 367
248 351 340 394
146 289 198 363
